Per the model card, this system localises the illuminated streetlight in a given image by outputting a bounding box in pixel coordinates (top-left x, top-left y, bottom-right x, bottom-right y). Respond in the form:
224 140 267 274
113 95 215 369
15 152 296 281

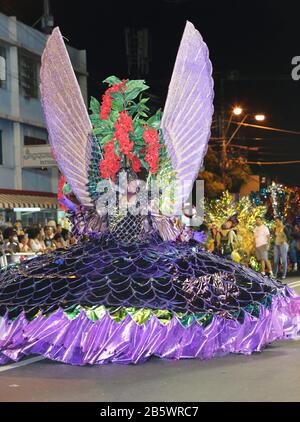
255 114 265 121
233 107 243 116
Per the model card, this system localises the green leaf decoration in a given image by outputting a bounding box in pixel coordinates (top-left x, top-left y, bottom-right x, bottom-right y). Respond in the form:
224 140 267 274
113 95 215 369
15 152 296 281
134 125 145 138
114 141 120 157
109 110 120 123
127 104 139 116
98 120 114 131
140 157 149 170
138 119 148 125
125 88 144 102
93 127 113 138
133 138 145 146
90 113 100 126
147 109 162 130
109 92 123 101
126 80 149 93
138 104 150 112
103 75 122 85
89 97 100 114
138 111 149 118
99 134 113 146
111 99 124 112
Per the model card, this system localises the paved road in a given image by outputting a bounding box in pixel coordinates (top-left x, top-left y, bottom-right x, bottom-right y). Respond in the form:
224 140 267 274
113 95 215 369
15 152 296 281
0 276 300 402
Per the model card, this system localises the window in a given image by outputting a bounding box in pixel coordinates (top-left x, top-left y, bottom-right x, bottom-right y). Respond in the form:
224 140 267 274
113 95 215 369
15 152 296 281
24 136 47 146
0 131 3 165
18 51 39 98
0 46 6 89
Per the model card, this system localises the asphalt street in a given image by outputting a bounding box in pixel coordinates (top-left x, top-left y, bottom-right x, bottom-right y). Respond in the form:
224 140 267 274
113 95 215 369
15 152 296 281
0 276 299 402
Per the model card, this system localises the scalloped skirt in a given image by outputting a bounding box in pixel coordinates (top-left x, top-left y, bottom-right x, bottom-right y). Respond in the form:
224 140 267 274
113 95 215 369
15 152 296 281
1 288 299 365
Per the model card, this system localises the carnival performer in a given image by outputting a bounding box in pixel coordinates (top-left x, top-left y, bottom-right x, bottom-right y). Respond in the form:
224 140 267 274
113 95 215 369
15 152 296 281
0 22 299 365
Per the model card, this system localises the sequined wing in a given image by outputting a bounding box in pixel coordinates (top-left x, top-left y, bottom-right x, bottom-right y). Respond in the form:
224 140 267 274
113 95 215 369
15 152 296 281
160 21 214 209
40 27 93 207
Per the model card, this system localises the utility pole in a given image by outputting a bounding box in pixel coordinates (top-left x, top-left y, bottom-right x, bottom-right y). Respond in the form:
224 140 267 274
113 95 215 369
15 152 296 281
41 0 54 34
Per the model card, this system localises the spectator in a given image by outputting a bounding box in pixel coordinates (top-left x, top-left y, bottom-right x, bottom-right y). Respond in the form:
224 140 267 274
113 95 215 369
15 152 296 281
69 233 77 246
18 234 31 253
3 228 20 253
14 220 24 236
53 233 65 249
273 217 289 280
44 226 55 249
61 228 70 247
28 228 45 253
47 220 57 231
253 217 274 277
56 224 63 234
290 223 300 272
37 228 47 252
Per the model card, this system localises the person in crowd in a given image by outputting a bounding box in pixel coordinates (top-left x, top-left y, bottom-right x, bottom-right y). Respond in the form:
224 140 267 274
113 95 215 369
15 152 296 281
0 229 6 268
27 228 45 253
37 228 47 252
2 228 20 265
253 216 274 277
18 234 31 253
44 226 55 250
61 228 71 247
273 217 289 280
218 214 239 259
2 228 20 253
290 223 300 272
47 220 57 232
56 224 63 235
53 233 66 249
14 220 24 236
69 233 77 246
208 223 219 253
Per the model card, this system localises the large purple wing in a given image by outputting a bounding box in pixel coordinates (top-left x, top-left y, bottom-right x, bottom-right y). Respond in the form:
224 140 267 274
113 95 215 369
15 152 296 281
40 27 93 207
160 21 214 209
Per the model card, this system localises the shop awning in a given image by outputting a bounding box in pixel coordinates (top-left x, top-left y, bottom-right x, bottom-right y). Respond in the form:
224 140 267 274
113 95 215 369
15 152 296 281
0 189 58 210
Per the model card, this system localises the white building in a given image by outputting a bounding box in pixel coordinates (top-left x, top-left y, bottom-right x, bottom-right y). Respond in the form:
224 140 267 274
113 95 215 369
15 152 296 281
0 12 88 225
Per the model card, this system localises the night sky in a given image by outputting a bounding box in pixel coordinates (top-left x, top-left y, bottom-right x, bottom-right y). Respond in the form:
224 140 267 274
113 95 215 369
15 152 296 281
1 0 300 186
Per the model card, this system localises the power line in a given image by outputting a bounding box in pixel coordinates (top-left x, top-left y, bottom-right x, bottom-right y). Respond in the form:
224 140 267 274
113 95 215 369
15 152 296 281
229 120 300 136
241 160 300 165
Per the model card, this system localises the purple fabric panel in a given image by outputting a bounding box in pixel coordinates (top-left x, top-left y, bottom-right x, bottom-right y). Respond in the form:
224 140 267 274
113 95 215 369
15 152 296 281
0 291 299 366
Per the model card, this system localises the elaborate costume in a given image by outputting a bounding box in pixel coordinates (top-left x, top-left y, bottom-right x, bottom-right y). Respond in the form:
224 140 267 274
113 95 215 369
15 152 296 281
0 22 299 365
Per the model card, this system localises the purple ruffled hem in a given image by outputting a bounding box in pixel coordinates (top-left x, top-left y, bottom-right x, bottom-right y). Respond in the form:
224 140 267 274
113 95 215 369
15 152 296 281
0 289 300 366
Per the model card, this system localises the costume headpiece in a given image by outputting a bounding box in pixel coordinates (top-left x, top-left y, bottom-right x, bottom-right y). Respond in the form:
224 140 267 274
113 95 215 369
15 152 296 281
40 21 214 217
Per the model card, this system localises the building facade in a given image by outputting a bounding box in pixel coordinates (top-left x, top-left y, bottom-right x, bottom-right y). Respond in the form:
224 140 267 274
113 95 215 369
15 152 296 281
0 12 88 224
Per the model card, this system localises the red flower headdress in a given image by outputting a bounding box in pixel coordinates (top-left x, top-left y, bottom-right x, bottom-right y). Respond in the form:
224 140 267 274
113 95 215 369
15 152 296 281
89 76 164 182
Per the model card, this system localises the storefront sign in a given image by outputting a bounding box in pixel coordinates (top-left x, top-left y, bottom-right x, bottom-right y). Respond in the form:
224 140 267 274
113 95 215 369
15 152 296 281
22 145 57 168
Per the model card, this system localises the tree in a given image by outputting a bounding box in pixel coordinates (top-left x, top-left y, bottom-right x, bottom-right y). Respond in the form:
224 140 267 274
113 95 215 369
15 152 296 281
198 146 251 198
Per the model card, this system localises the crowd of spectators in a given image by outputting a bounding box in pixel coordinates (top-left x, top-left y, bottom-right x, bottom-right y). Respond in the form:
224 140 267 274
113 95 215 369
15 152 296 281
0 220 76 266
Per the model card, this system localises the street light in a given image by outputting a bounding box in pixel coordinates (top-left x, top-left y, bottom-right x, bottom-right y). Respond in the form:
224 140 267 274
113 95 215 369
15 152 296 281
255 114 265 121
233 107 243 116
226 112 266 147
220 107 267 174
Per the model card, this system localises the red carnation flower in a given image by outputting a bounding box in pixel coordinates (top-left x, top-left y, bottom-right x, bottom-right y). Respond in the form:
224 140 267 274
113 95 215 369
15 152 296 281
99 80 128 120
114 111 134 157
143 127 160 174
99 140 121 181
132 156 141 173
100 93 112 120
